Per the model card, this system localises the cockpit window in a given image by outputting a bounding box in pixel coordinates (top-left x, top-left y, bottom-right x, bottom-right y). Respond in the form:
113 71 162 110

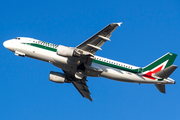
15 37 20 40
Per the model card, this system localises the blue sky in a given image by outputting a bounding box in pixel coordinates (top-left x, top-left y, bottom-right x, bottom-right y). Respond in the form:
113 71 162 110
0 0 180 119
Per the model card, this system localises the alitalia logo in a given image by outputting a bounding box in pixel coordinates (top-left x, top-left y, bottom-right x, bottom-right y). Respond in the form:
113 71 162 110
142 60 168 80
37 41 58 49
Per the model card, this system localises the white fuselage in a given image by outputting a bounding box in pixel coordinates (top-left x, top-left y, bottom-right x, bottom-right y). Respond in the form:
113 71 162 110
3 37 175 84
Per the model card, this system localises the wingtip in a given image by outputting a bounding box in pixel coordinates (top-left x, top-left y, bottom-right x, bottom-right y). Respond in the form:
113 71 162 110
117 22 123 26
111 22 122 26
89 98 94 102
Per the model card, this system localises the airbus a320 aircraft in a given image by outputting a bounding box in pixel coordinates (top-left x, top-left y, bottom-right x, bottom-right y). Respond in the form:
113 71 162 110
3 23 178 101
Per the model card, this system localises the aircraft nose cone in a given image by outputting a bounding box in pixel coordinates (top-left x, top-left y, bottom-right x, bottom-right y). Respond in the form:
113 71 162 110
3 41 8 48
3 40 14 51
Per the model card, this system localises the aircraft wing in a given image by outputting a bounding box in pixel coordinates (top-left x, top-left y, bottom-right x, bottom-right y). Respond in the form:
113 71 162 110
63 70 92 101
61 23 122 101
76 22 122 55
72 78 92 101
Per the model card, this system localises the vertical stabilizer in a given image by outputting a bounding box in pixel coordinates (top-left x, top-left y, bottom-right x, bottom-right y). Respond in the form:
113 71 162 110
142 52 177 73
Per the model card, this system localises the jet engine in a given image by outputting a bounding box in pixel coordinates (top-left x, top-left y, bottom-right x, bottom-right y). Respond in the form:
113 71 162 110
49 71 71 83
57 45 80 57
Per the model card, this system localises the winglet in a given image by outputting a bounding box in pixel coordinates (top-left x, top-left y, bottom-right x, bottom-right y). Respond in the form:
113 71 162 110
116 22 123 26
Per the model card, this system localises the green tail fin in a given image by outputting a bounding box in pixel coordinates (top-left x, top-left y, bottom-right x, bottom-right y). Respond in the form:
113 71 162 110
142 52 177 73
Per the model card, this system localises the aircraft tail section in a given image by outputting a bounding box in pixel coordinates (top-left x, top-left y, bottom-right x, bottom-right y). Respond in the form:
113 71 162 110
142 52 177 74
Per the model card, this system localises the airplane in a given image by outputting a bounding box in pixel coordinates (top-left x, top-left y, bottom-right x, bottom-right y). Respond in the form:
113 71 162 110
3 22 178 101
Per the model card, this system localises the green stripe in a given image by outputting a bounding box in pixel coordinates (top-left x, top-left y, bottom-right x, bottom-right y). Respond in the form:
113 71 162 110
23 43 57 52
23 42 143 73
93 59 140 73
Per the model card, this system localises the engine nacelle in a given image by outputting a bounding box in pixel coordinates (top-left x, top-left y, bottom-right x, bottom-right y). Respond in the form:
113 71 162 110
49 71 71 83
57 45 80 57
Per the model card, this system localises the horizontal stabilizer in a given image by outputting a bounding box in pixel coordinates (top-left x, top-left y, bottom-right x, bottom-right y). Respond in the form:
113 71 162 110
154 65 178 79
155 84 165 93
